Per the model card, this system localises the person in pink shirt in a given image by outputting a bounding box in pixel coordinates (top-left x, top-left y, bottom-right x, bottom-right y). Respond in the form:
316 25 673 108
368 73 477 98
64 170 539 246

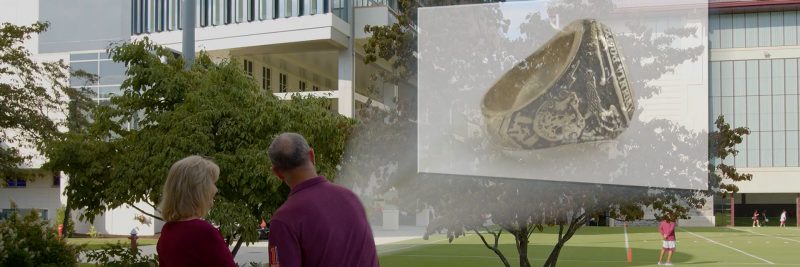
657 215 677 266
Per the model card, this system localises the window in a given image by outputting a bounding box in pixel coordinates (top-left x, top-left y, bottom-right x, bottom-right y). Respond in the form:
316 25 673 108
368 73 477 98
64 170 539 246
225 0 233 24
0 209 48 221
244 59 253 76
299 81 306 91
5 178 26 188
248 0 256 21
53 173 61 187
262 67 271 90
279 73 287 92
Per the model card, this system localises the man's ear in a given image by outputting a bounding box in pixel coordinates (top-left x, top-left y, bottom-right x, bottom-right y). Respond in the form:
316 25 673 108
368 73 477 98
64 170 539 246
309 148 316 165
272 166 285 182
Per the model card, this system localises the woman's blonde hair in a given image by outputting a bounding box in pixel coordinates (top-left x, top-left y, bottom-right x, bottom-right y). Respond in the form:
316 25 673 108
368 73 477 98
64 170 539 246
159 155 220 222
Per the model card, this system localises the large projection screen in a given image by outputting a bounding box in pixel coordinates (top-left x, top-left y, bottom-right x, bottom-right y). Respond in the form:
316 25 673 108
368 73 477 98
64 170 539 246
417 0 709 189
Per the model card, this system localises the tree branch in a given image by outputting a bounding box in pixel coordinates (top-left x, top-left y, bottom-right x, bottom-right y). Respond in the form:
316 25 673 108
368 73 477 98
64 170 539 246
128 203 163 221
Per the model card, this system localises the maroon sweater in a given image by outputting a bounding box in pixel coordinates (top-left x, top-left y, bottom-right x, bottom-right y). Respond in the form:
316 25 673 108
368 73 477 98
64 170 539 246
157 219 236 267
268 176 379 267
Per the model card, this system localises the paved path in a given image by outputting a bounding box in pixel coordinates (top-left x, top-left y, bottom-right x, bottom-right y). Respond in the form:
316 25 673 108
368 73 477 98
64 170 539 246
137 226 427 265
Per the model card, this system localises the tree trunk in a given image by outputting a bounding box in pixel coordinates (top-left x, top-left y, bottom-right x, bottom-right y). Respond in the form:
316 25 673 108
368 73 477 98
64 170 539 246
543 215 586 267
231 237 245 258
474 229 511 267
62 200 71 240
515 229 531 267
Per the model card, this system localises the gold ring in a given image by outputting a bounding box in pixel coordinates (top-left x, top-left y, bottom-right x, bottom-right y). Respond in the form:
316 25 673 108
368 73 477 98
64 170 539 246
481 19 634 150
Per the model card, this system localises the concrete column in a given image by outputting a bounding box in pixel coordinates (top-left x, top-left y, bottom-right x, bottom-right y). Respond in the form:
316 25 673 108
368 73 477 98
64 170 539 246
730 194 735 227
336 0 355 118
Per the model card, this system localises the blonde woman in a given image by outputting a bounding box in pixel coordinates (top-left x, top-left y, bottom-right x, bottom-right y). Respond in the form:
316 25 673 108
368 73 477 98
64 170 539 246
156 156 235 267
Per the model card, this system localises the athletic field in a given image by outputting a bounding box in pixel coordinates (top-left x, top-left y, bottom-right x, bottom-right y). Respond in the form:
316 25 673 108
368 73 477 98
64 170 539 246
377 227 800 266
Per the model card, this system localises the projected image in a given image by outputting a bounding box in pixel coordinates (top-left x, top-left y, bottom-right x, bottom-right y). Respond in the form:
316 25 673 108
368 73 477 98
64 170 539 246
417 0 709 189
481 19 634 150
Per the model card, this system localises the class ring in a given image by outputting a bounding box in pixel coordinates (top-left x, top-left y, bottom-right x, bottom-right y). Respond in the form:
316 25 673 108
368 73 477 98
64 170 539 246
480 19 635 150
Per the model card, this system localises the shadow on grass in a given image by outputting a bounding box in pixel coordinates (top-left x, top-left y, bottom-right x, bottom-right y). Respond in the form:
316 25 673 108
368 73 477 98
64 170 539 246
379 244 697 267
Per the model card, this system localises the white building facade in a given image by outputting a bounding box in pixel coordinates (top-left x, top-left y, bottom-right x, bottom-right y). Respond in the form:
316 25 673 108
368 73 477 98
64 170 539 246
0 0 409 236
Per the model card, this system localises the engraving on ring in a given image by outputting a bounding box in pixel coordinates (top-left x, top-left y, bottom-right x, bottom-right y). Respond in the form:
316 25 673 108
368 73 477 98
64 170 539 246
481 19 635 150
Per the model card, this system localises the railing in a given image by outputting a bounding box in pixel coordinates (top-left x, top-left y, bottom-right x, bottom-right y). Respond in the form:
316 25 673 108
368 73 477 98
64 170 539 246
131 0 346 35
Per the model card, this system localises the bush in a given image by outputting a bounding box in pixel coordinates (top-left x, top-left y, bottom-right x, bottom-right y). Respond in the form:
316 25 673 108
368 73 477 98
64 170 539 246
83 242 158 267
0 210 81 267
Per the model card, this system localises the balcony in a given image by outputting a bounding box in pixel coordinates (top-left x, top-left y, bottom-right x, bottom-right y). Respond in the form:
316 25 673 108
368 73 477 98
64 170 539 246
131 0 351 53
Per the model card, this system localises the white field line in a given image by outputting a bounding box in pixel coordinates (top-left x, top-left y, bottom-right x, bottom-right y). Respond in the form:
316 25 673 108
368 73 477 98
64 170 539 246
382 254 800 265
680 227 774 265
735 227 800 244
377 236 450 256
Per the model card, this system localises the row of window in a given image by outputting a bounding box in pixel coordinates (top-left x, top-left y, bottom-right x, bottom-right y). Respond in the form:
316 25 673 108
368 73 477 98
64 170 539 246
3 175 61 188
711 57 800 168
710 10 800 49
711 59 800 97
245 59 324 92
131 0 346 35
0 209 48 221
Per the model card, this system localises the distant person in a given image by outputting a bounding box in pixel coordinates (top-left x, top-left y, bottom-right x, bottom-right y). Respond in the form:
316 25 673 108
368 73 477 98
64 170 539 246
657 215 677 266
780 209 788 228
752 210 761 227
267 133 379 267
157 156 235 267
762 210 769 226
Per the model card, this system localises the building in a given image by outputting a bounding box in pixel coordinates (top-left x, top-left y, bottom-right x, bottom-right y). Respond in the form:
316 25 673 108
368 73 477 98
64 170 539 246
0 0 412 236
2 0 799 235
710 0 800 226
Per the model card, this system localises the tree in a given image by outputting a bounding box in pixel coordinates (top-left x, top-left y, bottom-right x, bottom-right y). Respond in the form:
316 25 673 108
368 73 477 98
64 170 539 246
358 1 752 266
46 38 353 257
0 22 72 178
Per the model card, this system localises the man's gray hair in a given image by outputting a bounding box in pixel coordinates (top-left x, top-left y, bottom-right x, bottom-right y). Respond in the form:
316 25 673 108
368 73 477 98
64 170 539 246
268 133 311 171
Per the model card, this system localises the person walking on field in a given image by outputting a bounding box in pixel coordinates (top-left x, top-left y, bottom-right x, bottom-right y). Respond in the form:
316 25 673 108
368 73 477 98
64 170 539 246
267 133 379 267
780 209 788 228
657 215 677 266
752 210 761 227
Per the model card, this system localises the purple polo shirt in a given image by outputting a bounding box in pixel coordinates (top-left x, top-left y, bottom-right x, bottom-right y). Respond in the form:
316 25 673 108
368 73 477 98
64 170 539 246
268 176 379 267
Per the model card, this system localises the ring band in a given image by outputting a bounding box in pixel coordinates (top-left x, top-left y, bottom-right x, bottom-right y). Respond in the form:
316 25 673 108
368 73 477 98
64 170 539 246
481 19 634 150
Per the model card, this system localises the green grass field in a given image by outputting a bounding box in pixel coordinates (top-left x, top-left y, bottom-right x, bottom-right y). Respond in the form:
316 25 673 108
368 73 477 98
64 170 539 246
377 226 800 267
67 237 158 250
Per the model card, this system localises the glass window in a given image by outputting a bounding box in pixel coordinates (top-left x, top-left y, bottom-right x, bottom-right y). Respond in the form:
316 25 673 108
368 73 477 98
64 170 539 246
747 60 759 95
773 59 785 95
772 12 785 46
787 59 798 95
721 61 734 96
747 96 760 131
259 0 268 20
711 61 720 96
746 13 759 48
733 14 746 48
248 0 256 21
734 61 746 96
225 0 232 24
774 131 786 167
70 53 98 61
711 97 722 119
761 96 772 131
734 96 747 128
761 131 773 167
237 0 244 22
787 95 798 131
99 61 126 85
99 86 122 98
787 131 799 166
786 11 798 46
774 95 786 131
70 61 98 86
760 60 772 95
759 12 771 47
722 97 734 123
710 14 720 49
748 132 760 167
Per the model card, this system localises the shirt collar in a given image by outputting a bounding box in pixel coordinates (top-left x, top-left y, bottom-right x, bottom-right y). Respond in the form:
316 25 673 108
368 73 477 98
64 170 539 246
289 176 327 196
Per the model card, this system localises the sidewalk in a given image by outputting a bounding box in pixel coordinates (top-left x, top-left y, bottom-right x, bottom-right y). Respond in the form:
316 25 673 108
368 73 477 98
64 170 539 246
137 225 427 265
